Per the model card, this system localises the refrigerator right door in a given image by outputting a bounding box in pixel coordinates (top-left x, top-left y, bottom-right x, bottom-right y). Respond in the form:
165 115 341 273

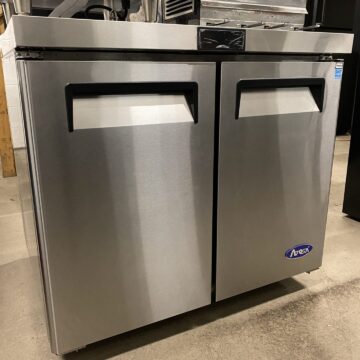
217 61 342 301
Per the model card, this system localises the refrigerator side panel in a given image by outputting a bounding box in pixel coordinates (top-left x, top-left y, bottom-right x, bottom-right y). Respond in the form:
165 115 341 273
16 60 58 352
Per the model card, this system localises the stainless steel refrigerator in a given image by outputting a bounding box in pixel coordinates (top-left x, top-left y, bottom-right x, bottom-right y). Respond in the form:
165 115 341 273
3 15 353 354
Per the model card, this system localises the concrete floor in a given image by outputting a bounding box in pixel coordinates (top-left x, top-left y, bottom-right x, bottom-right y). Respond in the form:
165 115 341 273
1 137 360 360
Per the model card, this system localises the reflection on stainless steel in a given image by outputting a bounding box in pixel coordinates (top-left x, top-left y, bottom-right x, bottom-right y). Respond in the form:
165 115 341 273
264 22 288 29
201 0 307 14
72 94 194 129
3 16 354 54
14 149 38 258
13 0 31 14
103 0 114 20
207 18 230 26
238 87 319 118
142 0 153 21
294 23 321 31
32 0 63 8
1 1 15 25
217 61 342 301
48 0 88 17
220 0 307 6
241 21 263 28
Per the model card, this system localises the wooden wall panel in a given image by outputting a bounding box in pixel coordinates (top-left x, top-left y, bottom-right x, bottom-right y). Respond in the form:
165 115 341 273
0 55 17 177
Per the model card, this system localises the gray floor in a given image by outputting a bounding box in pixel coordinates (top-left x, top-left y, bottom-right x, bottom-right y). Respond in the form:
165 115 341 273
1 137 360 360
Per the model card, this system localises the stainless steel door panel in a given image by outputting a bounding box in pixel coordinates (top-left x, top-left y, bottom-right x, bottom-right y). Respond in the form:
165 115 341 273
217 61 341 301
18 61 215 354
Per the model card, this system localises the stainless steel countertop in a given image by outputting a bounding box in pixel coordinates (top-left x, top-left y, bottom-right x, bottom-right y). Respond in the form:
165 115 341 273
2 15 354 55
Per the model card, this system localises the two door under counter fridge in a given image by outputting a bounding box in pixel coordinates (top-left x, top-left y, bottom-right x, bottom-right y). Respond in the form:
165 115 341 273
17 59 341 354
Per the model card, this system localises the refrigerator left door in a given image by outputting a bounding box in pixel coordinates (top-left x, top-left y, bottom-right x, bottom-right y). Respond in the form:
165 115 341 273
17 60 216 354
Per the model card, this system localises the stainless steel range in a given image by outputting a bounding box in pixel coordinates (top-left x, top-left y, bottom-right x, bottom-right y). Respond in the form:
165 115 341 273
2 15 353 354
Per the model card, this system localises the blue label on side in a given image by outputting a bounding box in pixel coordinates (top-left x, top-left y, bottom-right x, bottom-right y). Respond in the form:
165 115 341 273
285 244 313 259
335 63 344 80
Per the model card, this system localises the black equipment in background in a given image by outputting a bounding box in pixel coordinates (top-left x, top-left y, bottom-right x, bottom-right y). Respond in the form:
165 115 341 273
307 0 356 135
344 0 360 220
306 0 356 31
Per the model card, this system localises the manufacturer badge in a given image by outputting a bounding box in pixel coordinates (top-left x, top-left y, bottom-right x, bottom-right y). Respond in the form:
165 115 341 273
285 244 313 259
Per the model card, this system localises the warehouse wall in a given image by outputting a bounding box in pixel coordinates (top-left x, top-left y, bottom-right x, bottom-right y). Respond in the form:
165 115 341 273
0 31 26 149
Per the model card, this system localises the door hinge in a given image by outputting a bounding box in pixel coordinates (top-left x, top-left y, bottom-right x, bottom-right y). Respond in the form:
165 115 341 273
319 55 336 62
15 51 45 60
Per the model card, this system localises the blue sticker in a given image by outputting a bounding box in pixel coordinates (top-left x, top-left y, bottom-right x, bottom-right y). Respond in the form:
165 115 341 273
285 244 313 259
335 63 344 80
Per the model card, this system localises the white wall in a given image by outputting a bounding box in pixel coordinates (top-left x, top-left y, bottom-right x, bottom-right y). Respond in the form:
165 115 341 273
1 30 26 149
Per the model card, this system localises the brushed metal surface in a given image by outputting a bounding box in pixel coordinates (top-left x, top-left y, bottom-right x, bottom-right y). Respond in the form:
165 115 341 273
73 94 194 129
214 0 307 6
18 60 215 354
217 61 342 301
48 0 89 18
17 60 59 352
1 1 15 25
142 0 157 21
4 16 354 54
238 87 319 118
200 9 305 29
32 0 63 8
245 29 353 54
13 0 32 14
9 16 199 51
201 0 308 14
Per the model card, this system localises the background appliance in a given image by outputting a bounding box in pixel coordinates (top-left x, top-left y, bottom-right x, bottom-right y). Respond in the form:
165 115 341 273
343 0 360 220
200 0 308 28
306 0 356 31
1 0 309 26
2 15 353 355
